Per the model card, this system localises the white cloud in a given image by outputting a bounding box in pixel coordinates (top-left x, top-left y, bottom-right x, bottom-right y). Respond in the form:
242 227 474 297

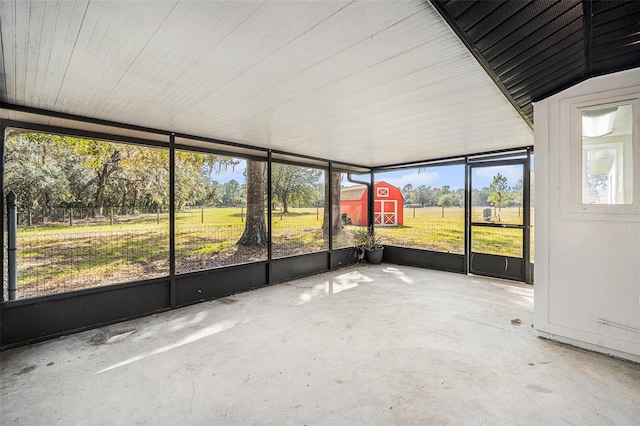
474 165 522 186
378 171 440 189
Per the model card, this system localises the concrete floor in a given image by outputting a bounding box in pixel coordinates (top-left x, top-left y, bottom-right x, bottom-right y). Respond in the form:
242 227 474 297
1 265 639 425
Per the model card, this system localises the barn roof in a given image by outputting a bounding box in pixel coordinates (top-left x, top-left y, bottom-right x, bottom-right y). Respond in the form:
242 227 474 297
341 185 367 201
340 181 403 201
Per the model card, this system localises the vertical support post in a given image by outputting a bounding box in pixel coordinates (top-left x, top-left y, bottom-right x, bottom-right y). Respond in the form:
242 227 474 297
523 148 532 284
464 157 471 276
267 151 273 284
169 134 176 307
368 171 375 235
70 208 73 226
201 207 204 224
1 125 5 302
328 162 333 270
7 191 18 300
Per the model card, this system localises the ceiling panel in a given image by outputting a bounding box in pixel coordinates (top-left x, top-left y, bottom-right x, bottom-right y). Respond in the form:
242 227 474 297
1 1 533 167
434 0 640 124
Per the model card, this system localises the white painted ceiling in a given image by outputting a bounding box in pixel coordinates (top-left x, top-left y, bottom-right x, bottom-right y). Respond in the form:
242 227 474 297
0 0 533 167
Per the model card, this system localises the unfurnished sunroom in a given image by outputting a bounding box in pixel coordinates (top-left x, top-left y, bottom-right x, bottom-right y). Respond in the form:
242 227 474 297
1 0 639 366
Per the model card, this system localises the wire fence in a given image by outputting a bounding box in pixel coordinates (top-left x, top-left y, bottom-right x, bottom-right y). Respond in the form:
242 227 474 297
9 221 332 299
14 229 170 299
14 206 172 227
375 222 465 254
272 220 328 258
175 225 265 273
5 213 475 300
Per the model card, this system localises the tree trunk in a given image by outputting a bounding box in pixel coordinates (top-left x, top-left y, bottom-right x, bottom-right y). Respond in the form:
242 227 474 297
121 193 127 216
238 161 267 246
132 190 138 215
282 195 288 214
94 164 109 216
94 150 120 217
322 171 343 238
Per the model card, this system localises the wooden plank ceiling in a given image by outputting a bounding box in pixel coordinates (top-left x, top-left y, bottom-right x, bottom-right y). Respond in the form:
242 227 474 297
433 0 640 125
2 1 636 166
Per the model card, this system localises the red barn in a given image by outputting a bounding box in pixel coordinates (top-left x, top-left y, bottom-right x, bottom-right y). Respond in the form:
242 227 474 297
340 181 404 226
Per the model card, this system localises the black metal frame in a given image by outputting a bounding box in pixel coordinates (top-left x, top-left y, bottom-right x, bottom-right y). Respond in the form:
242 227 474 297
169 134 177 307
267 151 273 284
374 149 534 281
1 105 534 348
0 113 366 348
1 125 5 302
467 156 533 283
383 246 465 273
523 148 533 283
0 119 169 149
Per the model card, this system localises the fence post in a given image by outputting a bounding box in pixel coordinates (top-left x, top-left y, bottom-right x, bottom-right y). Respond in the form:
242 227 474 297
70 208 73 226
201 207 204 224
7 191 18 300
316 207 319 221
240 206 243 223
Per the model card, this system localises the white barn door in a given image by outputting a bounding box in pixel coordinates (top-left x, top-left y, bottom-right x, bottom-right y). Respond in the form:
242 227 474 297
374 200 397 226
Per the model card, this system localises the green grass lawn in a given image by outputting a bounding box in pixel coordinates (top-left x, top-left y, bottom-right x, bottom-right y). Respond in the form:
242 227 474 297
11 206 533 299
375 207 465 253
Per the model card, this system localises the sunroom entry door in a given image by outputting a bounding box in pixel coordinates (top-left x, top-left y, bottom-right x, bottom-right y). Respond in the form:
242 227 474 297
469 160 530 282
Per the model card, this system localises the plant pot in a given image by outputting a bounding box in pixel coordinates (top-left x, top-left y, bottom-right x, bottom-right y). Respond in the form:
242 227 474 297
365 247 384 264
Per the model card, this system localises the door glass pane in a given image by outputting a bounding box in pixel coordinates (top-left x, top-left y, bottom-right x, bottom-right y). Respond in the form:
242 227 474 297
472 227 523 257
471 165 524 225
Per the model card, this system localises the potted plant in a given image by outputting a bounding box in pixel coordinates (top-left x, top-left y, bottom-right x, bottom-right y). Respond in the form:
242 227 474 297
353 227 384 264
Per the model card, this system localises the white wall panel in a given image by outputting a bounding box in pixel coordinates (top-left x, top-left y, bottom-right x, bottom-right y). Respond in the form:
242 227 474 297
535 68 640 362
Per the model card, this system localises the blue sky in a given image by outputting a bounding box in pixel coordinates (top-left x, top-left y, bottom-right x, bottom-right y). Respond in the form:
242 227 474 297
208 160 524 191
209 164 246 184
375 164 523 190
374 166 465 190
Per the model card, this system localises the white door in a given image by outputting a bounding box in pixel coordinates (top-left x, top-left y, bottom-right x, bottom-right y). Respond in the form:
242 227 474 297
374 200 397 226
